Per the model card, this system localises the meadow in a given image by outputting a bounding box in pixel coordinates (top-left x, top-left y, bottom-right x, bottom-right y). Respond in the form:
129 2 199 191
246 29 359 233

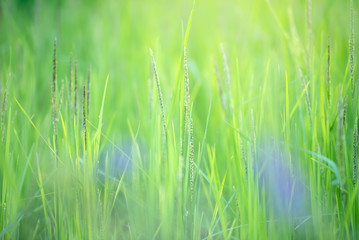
0 0 359 239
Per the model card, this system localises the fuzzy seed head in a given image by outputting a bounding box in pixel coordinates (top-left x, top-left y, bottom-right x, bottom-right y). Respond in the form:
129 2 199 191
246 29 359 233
74 59 78 121
83 85 87 149
353 117 358 185
87 67 90 118
69 53 72 102
149 48 167 159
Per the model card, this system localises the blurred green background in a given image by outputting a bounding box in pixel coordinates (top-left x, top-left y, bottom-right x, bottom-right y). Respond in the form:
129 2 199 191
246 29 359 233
1 0 358 239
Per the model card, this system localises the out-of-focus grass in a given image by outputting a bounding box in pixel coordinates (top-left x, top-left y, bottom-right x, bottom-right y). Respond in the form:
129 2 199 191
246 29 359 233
0 0 358 239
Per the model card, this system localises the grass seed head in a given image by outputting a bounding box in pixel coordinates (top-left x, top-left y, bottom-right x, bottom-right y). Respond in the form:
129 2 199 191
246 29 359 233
350 0 355 96
0 75 2 106
52 39 57 98
220 43 232 110
83 85 87 149
184 47 191 132
149 48 167 159
59 79 64 112
69 53 72 103
1 77 8 143
182 47 191 157
239 112 248 176
51 39 58 154
353 116 358 185
233 186 240 219
336 94 345 168
74 59 78 121
189 117 194 201
87 66 90 118
343 97 348 126
148 77 153 120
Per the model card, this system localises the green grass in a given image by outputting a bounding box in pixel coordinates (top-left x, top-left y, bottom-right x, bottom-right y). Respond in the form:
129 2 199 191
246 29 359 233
0 0 359 239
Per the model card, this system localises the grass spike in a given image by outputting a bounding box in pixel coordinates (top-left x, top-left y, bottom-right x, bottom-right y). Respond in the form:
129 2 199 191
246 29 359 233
149 48 167 159
51 39 58 154
1 77 8 143
83 85 87 150
52 39 57 98
337 94 345 173
149 77 153 120
0 76 2 106
87 66 90 118
74 59 78 122
184 47 191 132
183 46 191 158
350 0 355 96
353 116 358 185
232 186 240 218
239 112 247 176
69 52 72 103
189 117 194 201
220 43 232 110
343 97 348 126
58 79 64 112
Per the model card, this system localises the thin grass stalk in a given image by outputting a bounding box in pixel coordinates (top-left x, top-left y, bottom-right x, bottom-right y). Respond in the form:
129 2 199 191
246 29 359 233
0 78 2 140
59 79 64 112
184 47 190 132
350 0 355 96
83 85 87 150
306 0 313 48
251 109 256 160
149 48 167 159
0 76 2 107
183 47 191 157
52 40 57 99
184 48 196 204
300 69 312 129
232 186 240 219
343 97 348 126
353 116 358 185
87 66 90 118
337 94 345 175
239 112 247 176
69 53 72 103
220 44 232 110
51 40 58 155
179 47 192 203
149 77 153 120
74 59 78 122
214 59 225 111
306 0 313 77
189 117 194 202
326 36 331 105
1 78 8 143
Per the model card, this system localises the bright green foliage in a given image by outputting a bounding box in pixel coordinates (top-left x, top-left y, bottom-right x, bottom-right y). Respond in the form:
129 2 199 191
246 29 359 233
0 0 359 239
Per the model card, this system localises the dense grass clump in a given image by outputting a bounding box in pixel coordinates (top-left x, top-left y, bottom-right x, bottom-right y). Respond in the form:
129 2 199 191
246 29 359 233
1 0 359 239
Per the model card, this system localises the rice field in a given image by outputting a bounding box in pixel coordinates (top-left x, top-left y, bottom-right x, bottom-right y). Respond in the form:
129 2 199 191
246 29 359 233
0 0 359 239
